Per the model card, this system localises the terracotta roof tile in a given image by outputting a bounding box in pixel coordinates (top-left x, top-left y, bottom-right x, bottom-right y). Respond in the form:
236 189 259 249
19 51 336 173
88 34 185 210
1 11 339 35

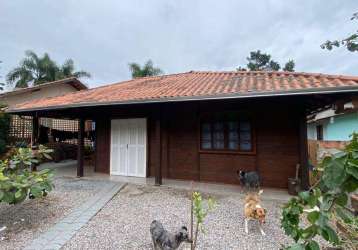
9 71 358 112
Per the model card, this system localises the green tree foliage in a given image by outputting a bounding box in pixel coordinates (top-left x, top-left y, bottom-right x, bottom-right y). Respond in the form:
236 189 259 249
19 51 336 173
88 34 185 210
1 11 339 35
283 60 296 72
321 12 358 52
0 107 10 155
238 50 295 72
128 60 163 78
6 50 91 88
0 145 54 204
281 133 358 250
58 59 91 79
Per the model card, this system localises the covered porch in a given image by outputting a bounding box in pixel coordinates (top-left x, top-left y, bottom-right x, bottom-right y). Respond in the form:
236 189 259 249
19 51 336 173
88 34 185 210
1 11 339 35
11 92 354 190
38 159 292 201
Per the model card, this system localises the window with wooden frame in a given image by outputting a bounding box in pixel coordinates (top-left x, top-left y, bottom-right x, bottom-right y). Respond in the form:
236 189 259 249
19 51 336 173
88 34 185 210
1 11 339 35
200 113 254 153
316 125 323 141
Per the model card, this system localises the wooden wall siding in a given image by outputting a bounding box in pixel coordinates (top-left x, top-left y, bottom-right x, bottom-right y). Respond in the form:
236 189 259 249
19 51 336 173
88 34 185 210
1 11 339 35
255 110 300 188
94 98 302 188
199 154 256 184
95 117 110 173
167 103 200 181
148 115 159 178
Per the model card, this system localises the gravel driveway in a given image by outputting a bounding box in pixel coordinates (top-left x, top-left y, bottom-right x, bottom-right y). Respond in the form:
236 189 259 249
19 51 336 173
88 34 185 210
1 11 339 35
0 176 111 250
63 184 296 250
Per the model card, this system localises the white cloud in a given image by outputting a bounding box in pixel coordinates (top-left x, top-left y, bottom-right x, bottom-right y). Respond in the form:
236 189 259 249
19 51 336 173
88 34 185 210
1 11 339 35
0 0 357 88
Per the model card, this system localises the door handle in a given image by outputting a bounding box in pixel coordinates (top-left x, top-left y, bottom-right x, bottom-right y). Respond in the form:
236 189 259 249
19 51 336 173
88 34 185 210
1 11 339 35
127 144 128 149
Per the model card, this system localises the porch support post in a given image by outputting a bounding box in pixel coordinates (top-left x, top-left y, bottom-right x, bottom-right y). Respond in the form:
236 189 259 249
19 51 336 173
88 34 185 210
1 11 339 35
77 118 85 177
155 106 162 186
31 114 39 147
31 114 39 171
299 112 309 190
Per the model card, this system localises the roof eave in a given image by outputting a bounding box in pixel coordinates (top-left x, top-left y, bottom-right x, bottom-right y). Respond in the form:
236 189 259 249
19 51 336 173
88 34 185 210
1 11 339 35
0 78 87 98
7 85 358 114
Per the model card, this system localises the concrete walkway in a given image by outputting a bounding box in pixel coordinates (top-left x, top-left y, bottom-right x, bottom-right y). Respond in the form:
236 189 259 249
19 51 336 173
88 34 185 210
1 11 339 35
39 160 292 202
24 181 126 250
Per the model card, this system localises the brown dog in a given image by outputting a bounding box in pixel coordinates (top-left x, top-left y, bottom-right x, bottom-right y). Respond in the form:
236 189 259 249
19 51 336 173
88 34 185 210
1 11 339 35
244 190 266 236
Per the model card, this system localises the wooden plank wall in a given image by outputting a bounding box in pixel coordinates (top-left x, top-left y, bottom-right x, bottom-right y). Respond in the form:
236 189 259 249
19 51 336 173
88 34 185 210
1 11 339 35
95 117 110 173
95 99 301 188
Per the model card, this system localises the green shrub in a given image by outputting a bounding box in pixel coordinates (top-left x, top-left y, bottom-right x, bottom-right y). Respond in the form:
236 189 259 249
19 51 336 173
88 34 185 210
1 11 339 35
281 133 358 250
0 145 54 204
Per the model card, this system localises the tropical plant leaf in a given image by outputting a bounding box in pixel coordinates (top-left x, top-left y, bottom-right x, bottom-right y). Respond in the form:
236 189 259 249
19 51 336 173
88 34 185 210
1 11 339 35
306 240 319 250
322 157 347 189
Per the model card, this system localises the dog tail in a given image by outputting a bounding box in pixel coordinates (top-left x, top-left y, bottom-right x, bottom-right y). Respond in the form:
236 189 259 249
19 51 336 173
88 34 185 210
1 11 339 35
245 193 259 204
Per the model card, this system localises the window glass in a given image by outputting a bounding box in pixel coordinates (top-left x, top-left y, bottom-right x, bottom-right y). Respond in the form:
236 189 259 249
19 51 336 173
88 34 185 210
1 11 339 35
228 121 239 150
213 122 225 149
200 118 253 152
239 121 252 151
201 123 212 149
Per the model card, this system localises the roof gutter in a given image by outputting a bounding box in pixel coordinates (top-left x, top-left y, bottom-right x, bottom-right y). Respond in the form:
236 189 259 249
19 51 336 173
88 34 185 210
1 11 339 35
7 85 358 114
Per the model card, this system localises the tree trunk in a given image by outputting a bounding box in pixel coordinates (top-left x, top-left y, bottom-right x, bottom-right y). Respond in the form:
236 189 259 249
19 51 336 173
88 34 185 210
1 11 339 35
193 222 199 249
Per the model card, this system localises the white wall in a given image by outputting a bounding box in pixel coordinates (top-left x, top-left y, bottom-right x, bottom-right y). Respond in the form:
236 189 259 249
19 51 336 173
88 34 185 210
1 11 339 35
0 84 78 108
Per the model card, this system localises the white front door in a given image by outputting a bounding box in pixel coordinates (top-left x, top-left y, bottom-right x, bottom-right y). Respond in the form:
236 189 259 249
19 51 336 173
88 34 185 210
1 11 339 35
110 118 147 177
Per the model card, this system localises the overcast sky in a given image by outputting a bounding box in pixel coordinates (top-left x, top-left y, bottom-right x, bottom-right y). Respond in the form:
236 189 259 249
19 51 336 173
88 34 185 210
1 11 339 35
0 0 357 89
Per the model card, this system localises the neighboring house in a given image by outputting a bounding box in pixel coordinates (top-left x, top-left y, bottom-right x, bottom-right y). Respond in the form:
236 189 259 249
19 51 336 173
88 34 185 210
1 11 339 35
308 99 358 141
307 97 358 168
0 78 87 143
7 71 358 189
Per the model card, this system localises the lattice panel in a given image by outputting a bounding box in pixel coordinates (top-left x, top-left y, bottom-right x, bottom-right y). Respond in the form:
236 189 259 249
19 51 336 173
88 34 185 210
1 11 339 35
9 116 94 146
49 119 79 132
8 115 32 142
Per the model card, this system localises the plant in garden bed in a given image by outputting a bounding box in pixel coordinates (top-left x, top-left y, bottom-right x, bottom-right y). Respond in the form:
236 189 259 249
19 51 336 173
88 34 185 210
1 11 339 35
0 145 54 204
189 183 216 250
281 133 358 250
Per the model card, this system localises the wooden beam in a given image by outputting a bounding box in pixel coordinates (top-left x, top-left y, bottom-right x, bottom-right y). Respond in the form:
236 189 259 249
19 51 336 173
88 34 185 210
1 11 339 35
160 108 169 179
155 106 162 186
77 118 85 177
31 115 39 147
299 113 310 190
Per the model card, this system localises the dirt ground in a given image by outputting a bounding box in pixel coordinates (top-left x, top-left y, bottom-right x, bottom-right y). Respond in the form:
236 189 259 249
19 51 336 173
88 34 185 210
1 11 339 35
0 177 110 250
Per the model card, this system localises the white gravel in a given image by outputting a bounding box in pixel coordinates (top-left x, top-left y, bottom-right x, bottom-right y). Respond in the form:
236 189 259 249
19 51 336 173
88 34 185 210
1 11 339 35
63 184 298 250
0 176 111 250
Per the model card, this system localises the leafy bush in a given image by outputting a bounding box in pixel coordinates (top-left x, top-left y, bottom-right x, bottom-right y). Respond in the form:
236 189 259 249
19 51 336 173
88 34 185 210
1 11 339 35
190 190 216 250
281 133 358 250
0 108 10 155
15 141 29 148
0 145 54 204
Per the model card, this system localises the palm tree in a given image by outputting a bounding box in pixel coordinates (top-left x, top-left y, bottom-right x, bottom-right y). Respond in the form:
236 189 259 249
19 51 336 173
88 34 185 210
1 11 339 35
57 59 91 79
128 60 163 78
6 50 90 88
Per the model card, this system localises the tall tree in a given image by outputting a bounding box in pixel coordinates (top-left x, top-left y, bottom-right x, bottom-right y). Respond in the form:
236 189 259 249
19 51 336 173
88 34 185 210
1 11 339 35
6 50 90 88
321 12 358 52
128 60 163 78
58 59 91 79
283 60 295 72
238 50 295 72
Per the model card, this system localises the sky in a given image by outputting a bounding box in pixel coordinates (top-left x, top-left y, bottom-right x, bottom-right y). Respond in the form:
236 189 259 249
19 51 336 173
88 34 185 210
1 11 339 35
0 0 357 89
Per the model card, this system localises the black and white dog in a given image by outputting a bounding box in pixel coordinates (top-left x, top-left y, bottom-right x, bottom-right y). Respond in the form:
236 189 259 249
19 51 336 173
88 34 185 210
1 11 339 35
150 220 191 250
237 170 260 189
